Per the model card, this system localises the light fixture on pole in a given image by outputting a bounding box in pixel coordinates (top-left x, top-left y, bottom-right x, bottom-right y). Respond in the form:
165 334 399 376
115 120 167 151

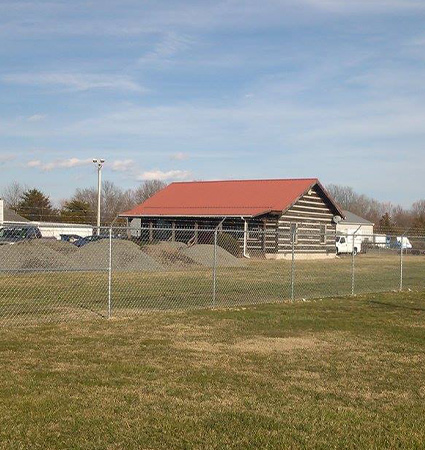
93 158 105 234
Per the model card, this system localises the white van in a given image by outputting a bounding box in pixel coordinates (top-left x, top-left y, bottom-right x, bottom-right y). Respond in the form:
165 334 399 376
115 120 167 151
336 235 363 255
397 236 412 250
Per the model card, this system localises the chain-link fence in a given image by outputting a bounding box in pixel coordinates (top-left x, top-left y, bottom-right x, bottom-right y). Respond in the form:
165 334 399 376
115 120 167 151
0 223 424 325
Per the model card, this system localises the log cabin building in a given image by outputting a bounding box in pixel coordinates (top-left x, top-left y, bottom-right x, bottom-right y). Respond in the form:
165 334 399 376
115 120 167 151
120 178 344 259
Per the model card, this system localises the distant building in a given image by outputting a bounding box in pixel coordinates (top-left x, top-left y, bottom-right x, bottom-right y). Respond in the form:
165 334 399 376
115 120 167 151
0 198 93 239
337 210 374 237
120 178 344 259
0 199 29 225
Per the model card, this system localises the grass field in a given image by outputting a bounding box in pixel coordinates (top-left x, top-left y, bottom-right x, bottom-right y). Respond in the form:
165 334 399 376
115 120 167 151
1 290 425 448
0 253 424 324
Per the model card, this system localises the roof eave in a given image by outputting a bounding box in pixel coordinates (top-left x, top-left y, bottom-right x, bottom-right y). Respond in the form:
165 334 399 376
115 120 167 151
119 213 256 219
341 221 374 226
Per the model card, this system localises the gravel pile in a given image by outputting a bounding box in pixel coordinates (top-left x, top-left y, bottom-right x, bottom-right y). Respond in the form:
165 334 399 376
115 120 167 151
142 241 199 268
0 239 244 271
0 241 70 270
180 244 246 268
72 240 163 271
35 239 79 255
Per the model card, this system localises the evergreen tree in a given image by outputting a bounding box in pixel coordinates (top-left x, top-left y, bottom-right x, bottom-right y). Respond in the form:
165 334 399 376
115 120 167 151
17 189 57 221
60 199 93 224
379 212 394 233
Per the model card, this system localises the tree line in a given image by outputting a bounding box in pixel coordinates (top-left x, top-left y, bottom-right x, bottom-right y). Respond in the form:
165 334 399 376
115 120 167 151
326 184 425 233
1 180 166 225
1 180 424 233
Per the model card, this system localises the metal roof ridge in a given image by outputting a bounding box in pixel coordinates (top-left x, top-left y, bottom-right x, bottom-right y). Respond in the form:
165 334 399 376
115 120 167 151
169 178 318 185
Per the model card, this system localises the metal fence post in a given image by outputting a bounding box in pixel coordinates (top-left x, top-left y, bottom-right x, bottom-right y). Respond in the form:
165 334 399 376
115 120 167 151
108 226 113 319
212 229 218 308
351 232 355 296
351 227 361 296
400 232 406 292
291 227 296 302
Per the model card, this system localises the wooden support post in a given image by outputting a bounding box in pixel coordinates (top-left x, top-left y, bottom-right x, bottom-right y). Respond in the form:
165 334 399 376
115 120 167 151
149 221 153 242
275 222 279 254
171 221 176 242
243 219 249 258
194 222 198 244
126 218 131 239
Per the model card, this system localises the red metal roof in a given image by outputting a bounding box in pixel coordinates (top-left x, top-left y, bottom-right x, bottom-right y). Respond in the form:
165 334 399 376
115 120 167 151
121 178 337 218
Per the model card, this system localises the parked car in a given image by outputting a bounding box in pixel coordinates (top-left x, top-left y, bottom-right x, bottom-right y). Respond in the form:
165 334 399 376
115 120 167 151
60 234 82 244
0 226 42 245
73 235 105 247
73 233 127 247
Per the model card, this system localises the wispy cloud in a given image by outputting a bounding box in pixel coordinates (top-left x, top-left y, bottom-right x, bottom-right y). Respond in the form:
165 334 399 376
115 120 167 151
1 1 423 40
110 159 134 172
0 154 15 165
301 0 425 12
27 114 47 122
139 32 193 64
170 152 189 161
137 169 191 181
2 73 145 93
27 160 42 168
26 158 92 171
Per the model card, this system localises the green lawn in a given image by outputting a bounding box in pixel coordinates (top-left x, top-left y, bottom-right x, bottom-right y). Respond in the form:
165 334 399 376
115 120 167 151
1 291 425 448
0 253 423 324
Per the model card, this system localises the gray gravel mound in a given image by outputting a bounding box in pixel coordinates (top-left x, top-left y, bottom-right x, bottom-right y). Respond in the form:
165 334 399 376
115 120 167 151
71 240 163 271
143 241 199 268
34 239 79 255
181 244 246 268
0 239 242 271
0 241 70 270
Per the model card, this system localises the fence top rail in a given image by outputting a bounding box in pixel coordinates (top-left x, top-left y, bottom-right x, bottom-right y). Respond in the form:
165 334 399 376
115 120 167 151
2 222 425 240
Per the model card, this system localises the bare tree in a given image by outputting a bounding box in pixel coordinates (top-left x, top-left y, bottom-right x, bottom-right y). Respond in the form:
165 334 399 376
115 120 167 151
133 180 167 204
326 184 358 211
391 205 412 229
327 184 395 224
1 181 27 209
73 181 136 225
68 179 167 224
412 200 425 230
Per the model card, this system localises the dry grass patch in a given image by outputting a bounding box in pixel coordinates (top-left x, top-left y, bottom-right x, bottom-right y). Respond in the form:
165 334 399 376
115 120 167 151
231 335 321 354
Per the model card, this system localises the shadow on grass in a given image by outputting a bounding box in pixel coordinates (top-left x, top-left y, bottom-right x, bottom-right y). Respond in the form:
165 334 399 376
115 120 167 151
368 300 425 312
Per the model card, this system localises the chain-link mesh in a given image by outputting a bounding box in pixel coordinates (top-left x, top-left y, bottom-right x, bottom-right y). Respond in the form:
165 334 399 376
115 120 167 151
0 224 110 324
0 222 424 325
110 227 214 315
214 229 291 307
292 228 352 300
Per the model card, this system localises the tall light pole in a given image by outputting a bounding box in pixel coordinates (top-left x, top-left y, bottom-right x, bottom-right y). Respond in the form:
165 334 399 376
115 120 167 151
93 158 105 234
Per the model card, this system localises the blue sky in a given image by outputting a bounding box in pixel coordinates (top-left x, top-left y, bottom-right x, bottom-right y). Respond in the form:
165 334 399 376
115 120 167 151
1 0 425 206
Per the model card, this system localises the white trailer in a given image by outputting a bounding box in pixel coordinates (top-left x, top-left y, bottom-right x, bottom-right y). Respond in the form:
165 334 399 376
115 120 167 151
30 222 93 240
373 234 387 248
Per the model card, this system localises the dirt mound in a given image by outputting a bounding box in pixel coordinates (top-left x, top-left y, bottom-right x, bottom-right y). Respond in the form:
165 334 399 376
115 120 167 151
181 244 246 268
71 240 163 271
0 241 70 271
143 241 199 268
